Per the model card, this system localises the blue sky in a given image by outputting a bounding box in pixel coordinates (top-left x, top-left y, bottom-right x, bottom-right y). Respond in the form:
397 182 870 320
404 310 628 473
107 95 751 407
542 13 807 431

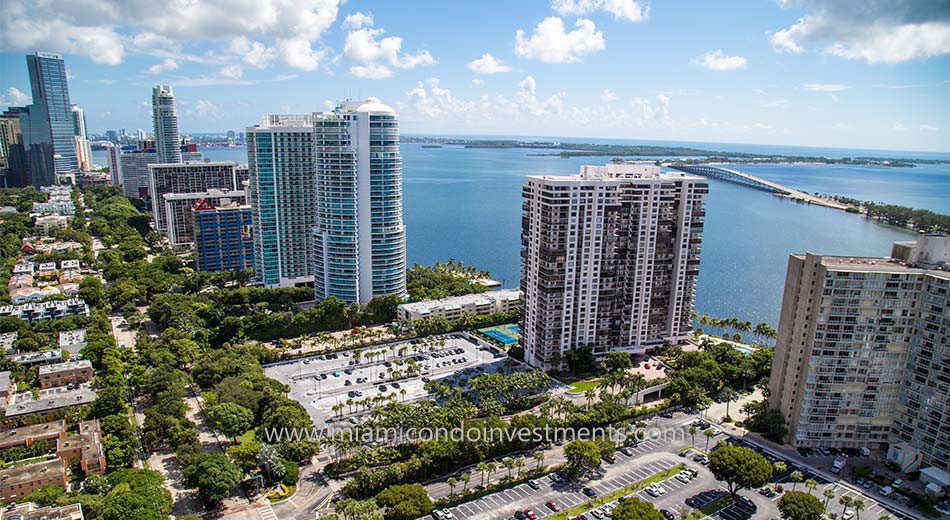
1 0 948 152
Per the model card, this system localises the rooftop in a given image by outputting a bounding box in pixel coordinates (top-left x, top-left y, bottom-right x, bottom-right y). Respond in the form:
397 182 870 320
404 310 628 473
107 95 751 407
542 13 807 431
5 385 98 417
0 420 65 447
795 252 950 280
58 329 86 347
1 502 84 520
399 288 521 313
0 458 64 487
528 162 705 183
38 359 92 375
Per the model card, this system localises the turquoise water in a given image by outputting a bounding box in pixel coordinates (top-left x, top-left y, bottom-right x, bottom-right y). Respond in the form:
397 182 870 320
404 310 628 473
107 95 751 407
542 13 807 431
93 143 946 326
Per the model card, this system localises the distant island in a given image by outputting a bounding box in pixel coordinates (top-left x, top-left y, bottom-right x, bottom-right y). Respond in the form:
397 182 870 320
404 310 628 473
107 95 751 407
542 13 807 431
400 136 950 167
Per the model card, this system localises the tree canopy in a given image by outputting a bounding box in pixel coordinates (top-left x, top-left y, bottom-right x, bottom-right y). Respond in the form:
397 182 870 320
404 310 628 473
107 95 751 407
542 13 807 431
708 445 773 497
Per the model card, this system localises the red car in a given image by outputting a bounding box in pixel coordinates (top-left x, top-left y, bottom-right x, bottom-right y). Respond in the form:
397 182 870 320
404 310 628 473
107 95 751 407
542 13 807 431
524 509 538 519
545 501 561 512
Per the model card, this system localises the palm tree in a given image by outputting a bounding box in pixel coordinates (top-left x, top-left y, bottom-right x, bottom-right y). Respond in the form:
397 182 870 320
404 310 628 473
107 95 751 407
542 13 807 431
840 495 854 518
790 470 804 491
688 426 697 447
503 458 516 480
486 461 498 484
805 479 818 494
773 461 787 477
533 450 545 470
515 458 526 478
704 428 715 451
823 488 836 512
476 462 489 487
461 472 471 492
446 477 458 497
853 498 865 520
584 388 596 410
877 515 891 520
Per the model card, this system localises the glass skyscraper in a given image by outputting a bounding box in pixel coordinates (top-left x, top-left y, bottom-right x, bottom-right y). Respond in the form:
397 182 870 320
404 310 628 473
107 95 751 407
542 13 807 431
312 98 407 303
20 52 78 186
246 115 317 288
152 85 182 164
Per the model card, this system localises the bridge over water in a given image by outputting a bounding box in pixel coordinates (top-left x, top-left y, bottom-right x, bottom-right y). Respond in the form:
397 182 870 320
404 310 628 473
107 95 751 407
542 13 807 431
668 164 848 210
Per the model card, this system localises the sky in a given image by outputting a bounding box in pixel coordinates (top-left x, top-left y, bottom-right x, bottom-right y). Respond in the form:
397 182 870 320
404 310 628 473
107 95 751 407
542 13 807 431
1 0 948 153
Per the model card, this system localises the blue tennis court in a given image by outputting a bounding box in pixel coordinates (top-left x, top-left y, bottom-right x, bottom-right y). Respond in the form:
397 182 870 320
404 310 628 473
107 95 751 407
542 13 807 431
482 329 517 345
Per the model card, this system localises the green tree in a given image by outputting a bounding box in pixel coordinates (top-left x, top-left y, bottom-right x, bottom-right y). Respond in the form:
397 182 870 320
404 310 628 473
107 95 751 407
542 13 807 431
611 497 664 520
375 483 433 520
789 470 804 491
183 453 243 502
564 440 602 476
207 402 254 441
708 445 773 498
823 488 836 512
778 491 824 520
227 439 262 474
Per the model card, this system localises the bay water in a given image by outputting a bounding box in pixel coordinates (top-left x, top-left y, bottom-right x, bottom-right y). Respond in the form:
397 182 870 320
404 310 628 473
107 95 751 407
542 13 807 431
93 142 950 326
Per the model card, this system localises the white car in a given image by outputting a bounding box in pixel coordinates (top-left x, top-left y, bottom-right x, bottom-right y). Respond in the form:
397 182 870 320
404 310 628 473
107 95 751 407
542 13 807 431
842 511 855 520
879 486 894 497
892 479 904 488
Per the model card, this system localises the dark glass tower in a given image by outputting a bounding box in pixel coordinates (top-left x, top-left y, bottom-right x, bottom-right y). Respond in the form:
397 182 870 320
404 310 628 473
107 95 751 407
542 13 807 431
21 52 78 186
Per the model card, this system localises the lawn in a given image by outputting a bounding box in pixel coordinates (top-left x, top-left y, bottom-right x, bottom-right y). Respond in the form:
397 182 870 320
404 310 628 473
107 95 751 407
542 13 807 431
700 496 734 515
236 428 256 445
546 465 684 520
567 378 603 393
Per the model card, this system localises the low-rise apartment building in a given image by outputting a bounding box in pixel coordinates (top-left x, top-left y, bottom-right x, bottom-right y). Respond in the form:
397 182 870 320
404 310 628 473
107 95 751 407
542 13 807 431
55 421 105 475
0 459 67 502
397 289 521 323
0 299 88 322
0 420 66 450
38 360 93 389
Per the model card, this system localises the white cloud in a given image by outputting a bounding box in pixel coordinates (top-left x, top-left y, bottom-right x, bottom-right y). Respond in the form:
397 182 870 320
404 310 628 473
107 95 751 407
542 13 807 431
0 0 340 70
174 73 296 87
350 63 393 80
472 78 484 86
763 99 789 108
342 12 374 31
920 124 939 132
751 89 767 95
832 122 853 130
692 50 748 71
600 88 618 102
0 87 30 108
515 17 605 64
276 38 326 71
892 122 908 132
230 37 278 68
194 99 220 118
769 1 950 64
343 22 435 79
217 63 244 79
468 53 511 74
146 58 179 75
803 83 850 92
551 0 649 22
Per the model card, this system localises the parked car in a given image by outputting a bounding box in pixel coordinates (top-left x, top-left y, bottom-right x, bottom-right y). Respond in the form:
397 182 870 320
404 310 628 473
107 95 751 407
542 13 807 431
880 486 894 497
523 509 537 519
622 447 635 456
660 510 675 520
545 501 560 512
892 479 904 488
528 479 541 490
582 487 598 498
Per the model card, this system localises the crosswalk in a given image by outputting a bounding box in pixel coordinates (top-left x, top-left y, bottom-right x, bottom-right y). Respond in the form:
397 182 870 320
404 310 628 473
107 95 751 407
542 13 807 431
257 503 278 520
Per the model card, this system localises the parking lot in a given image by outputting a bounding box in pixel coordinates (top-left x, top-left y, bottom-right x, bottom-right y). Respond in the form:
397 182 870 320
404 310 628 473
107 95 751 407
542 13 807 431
445 457 680 520
265 333 508 427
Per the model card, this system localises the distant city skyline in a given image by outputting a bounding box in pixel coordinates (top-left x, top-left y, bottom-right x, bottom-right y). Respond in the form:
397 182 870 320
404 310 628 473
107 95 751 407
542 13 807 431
1 1 948 152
